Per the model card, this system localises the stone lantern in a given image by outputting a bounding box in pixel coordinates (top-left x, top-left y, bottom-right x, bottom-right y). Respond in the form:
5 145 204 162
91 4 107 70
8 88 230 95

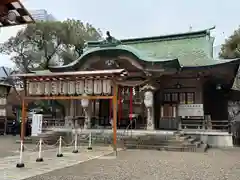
81 94 90 129
141 84 156 130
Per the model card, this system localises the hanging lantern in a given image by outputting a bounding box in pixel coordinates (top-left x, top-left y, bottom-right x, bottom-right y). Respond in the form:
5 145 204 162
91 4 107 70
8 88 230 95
76 80 84 95
62 81 68 95
38 82 45 95
51 81 58 95
68 81 75 95
44 81 51 95
94 80 102 95
35 82 41 95
59 81 64 95
102 80 112 94
28 81 34 95
81 94 89 108
85 79 93 94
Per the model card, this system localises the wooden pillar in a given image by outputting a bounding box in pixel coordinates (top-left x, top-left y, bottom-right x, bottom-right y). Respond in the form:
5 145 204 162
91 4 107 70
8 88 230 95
20 99 26 141
112 83 118 155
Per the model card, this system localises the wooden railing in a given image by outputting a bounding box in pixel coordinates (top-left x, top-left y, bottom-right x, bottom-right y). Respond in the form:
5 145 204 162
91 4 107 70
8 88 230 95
181 118 230 131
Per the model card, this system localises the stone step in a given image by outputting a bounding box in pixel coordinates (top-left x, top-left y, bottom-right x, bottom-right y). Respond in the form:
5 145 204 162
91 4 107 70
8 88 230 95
124 144 199 152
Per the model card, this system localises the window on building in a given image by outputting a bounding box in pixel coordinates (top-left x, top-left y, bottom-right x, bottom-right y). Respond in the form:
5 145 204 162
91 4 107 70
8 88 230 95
163 92 195 104
161 92 195 118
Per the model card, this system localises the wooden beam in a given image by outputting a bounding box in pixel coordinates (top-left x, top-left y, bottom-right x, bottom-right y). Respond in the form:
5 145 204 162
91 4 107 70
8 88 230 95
24 95 114 100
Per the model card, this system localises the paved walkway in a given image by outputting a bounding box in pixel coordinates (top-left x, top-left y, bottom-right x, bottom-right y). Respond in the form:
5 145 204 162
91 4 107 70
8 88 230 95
0 146 115 180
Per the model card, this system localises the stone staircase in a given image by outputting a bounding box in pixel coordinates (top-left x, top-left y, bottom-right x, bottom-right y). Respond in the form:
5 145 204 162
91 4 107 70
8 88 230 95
15 130 209 152
122 133 208 152
77 131 208 152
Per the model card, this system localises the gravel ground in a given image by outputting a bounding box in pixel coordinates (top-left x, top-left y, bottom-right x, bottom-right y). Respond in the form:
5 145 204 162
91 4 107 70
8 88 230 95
23 148 240 180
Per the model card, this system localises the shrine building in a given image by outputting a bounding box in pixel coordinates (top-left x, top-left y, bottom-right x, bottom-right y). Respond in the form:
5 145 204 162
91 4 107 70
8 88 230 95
12 27 240 135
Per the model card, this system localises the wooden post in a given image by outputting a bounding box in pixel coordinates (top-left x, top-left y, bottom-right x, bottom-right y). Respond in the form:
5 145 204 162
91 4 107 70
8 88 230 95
112 83 118 155
20 99 26 141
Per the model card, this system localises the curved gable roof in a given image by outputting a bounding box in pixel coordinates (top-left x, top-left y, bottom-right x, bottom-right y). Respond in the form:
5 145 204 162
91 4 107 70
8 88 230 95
49 45 180 72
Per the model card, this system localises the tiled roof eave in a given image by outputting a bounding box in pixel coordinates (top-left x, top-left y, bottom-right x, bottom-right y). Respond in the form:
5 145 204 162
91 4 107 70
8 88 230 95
181 58 240 70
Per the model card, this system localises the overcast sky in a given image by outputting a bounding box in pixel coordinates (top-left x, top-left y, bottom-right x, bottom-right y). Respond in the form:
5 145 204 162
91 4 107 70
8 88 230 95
0 0 239 67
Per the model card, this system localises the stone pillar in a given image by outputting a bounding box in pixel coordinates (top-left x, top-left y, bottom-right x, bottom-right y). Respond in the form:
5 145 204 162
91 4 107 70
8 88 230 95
85 100 92 129
142 85 156 131
64 100 75 128
81 94 91 129
144 91 154 130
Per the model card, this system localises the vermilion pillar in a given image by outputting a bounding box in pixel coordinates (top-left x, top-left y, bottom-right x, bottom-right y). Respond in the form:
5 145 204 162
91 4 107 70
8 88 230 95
129 87 133 121
118 86 122 126
109 99 112 125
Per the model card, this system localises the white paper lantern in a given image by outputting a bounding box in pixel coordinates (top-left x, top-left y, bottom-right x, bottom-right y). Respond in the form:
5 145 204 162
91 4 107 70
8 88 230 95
94 80 102 95
102 80 112 94
62 81 68 95
76 80 84 95
59 81 64 95
35 82 42 95
51 81 58 95
28 82 34 95
44 82 51 95
85 80 93 94
39 82 45 95
81 94 89 108
68 81 75 95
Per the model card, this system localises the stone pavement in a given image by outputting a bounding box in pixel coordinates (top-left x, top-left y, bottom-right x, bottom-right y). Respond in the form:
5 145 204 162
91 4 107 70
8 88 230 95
0 146 116 180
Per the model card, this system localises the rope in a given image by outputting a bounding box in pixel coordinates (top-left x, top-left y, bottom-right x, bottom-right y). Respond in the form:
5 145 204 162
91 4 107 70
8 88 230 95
61 138 75 146
78 134 90 141
42 139 60 149
23 141 40 152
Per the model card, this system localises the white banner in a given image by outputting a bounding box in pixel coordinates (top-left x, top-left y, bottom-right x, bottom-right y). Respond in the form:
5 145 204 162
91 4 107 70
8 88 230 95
31 114 43 136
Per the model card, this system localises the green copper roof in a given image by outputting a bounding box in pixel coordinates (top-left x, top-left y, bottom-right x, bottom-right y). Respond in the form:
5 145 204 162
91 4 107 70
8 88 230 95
49 27 240 71
49 44 180 71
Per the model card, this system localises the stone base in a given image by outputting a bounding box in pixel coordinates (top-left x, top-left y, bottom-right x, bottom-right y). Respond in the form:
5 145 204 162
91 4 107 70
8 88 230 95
16 163 25 168
184 131 233 147
57 153 63 157
36 157 44 162
72 150 78 153
146 124 154 131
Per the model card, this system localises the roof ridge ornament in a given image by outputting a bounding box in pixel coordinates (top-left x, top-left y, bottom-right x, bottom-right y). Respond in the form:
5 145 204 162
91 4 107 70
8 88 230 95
99 31 121 47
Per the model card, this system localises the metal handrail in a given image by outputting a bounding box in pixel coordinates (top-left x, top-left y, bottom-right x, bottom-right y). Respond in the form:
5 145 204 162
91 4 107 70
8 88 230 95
122 118 138 138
